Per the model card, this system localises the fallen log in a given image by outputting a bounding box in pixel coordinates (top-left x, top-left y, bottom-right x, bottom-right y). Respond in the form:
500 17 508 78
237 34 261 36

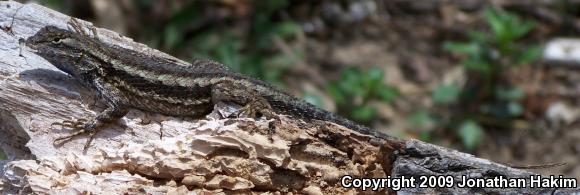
0 2 577 194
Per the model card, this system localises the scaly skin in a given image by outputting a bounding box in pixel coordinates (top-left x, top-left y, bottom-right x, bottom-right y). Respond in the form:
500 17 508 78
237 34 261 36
25 23 392 150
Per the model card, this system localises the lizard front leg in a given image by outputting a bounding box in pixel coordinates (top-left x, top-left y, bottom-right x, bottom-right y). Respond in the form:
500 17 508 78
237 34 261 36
211 81 278 119
53 76 130 151
53 106 128 150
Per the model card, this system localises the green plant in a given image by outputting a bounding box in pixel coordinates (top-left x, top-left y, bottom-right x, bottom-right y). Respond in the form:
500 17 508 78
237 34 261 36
303 91 325 109
327 67 399 124
444 8 541 84
34 0 303 90
407 109 439 142
0 149 5 160
153 0 301 86
410 8 541 150
35 0 71 14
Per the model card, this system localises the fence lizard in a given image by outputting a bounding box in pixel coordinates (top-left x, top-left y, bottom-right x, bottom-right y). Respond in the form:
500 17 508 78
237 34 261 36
25 20 393 150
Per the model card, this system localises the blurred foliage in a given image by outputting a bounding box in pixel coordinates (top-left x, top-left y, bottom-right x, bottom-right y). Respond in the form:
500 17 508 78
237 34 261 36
303 91 325 109
457 120 484 150
29 0 399 128
410 8 541 150
25 1 549 152
327 67 399 124
34 0 68 12
153 0 302 86
30 0 398 127
0 149 5 160
432 84 461 104
444 9 541 75
407 109 439 142
33 0 302 86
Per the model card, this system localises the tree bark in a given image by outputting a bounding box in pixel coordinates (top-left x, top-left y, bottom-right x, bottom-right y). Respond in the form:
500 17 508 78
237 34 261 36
0 2 577 194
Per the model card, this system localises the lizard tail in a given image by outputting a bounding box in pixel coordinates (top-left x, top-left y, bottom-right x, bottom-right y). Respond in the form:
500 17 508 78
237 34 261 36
268 96 392 139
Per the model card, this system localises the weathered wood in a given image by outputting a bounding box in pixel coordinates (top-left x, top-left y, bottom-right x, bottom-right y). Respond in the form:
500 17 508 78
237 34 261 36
0 2 577 194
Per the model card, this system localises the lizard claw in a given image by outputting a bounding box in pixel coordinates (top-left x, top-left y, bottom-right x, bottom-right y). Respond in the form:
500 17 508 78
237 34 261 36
237 104 257 118
51 118 88 129
52 118 98 151
258 109 280 121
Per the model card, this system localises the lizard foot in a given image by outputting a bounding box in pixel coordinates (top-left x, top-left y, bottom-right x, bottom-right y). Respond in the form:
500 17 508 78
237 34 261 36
238 100 280 121
52 118 100 151
238 104 257 118
238 100 281 136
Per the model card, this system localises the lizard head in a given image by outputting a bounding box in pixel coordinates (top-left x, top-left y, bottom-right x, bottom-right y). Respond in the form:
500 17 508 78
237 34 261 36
26 26 97 78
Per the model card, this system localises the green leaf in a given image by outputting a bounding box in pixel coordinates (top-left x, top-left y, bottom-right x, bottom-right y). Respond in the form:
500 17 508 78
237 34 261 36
495 87 525 100
191 32 217 52
163 25 181 49
263 68 285 85
38 0 70 14
303 92 324 108
457 120 484 150
484 7 536 45
467 31 488 44
367 67 385 83
484 8 506 39
273 21 301 38
326 84 347 106
0 149 5 160
342 67 362 81
479 102 522 118
507 101 524 117
258 0 289 13
352 106 377 122
238 54 263 78
167 2 202 27
514 45 542 65
338 79 361 95
407 110 436 130
512 20 536 40
418 132 432 142
266 53 296 68
463 58 491 74
364 67 386 98
339 68 365 95
432 84 461 104
444 42 480 56
377 86 399 102
216 40 241 72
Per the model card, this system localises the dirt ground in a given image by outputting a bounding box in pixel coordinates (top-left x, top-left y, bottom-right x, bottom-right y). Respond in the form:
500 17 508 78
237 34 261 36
297 2 580 179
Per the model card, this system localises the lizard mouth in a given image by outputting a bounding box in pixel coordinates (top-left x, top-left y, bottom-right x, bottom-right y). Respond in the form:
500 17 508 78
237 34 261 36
26 47 39 53
16 38 38 54
24 33 52 52
24 39 41 53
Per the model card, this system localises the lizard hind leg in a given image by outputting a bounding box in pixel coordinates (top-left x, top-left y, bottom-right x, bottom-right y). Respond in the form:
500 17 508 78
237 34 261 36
211 81 279 120
238 98 279 120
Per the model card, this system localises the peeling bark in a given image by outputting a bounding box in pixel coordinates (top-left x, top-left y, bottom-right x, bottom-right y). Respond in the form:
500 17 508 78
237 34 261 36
0 2 577 194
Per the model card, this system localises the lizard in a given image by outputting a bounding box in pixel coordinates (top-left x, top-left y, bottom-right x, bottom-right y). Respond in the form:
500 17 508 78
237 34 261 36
25 20 393 150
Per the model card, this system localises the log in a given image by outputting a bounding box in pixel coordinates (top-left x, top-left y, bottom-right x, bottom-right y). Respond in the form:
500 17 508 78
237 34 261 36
0 2 577 194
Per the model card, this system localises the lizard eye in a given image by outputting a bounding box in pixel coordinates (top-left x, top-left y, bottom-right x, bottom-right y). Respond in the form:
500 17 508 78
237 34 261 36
52 37 62 43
